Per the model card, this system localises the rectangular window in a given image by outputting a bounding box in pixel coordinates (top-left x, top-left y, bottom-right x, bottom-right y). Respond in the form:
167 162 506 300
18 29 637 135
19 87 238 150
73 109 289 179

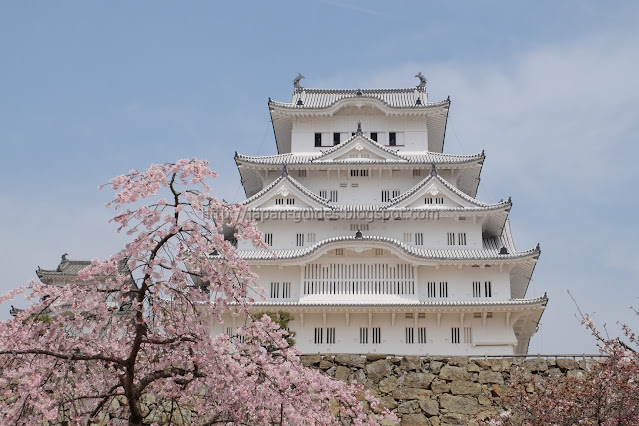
359 327 368 344
335 249 344 256
264 233 273 246
275 198 284 205
330 190 338 202
372 327 381 344
350 224 369 231
405 327 415 344
326 327 336 344
225 327 233 336
451 327 460 344
314 327 323 344
464 327 472 344
370 132 378 142
447 232 455 245
418 327 427 344
296 233 304 246
473 281 481 297
286 198 295 205
270 282 280 298
298 170 307 178
282 282 291 298
314 133 322 147
415 233 424 246
435 197 444 205
389 132 397 146
484 281 492 297
458 232 467 245
319 190 327 199
307 233 316 243
381 189 400 202
439 281 448 298
350 169 369 177
375 248 384 256
425 197 433 205
333 132 341 145
413 169 421 177
427 281 436 298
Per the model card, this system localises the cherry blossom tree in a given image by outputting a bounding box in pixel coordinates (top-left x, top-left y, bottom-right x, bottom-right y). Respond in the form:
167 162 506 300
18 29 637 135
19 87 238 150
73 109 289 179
482 312 639 426
0 159 390 425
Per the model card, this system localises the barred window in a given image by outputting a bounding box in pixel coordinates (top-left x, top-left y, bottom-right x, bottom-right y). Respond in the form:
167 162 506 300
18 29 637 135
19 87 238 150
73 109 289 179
314 328 323 344
418 327 427 344
264 233 273 246
439 281 448 298
372 327 381 344
415 233 424 245
451 327 460 344
296 233 304 246
326 327 336 344
405 327 415 344
427 281 436 298
458 232 467 245
359 327 368 344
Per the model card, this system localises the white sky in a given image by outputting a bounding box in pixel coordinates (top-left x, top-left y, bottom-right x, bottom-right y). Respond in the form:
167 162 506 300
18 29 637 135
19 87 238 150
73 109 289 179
1 1 638 354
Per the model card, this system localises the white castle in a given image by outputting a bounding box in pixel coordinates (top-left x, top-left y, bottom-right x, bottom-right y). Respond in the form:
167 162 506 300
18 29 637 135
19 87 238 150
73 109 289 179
225 73 546 355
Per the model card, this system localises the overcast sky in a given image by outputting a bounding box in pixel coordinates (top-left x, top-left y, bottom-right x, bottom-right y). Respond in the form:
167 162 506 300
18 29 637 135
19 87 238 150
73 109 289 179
1 1 638 354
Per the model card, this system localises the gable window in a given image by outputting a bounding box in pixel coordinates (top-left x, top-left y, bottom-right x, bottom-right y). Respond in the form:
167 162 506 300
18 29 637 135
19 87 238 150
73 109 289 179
425 197 444 205
296 233 305 246
370 132 378 142
275 198 284 205
286 198 295 205
314 133 322 147
350 169 369 177
413 169 421 177
389 132 397 146
264 233 273 246
436 197 444 205
333 132 341 145
350 224 369 231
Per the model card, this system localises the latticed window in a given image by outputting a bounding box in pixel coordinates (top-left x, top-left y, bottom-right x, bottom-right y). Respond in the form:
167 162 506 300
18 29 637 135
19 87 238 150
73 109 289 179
439 281 448 298
372 327 381 344
473 281 481 297
464 327 472 344
314 328 323 344
264 233 273 246
326 327 336 344
427 281 436 298
359 327 368 344
458 232 467 245
418 327 427 344
415 233 424 245
451 327 460 344
405 327 415 344
296 233 304 246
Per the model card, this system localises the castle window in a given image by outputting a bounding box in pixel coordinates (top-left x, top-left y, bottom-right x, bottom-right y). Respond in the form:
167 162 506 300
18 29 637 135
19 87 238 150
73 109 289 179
225 327 233 336
359 327 368 344
314 133 322 147
464 327 472 344
296 233 304 246
451 327 460 344
458 232 467 245
264 233 273 246
275 198 284 205
413 169 421 177
415 233 424 245
473 281 481 297
484 281 492 297
404 233 412 243
375 248 384 256
326 327 336 344
435 197 444 205
282 282 291 298
350 169 369 177
335 248 344 256
405 327 415 344
314 328 323 344
298 170 307 178
286 198 295 205
381 189 400 202
439 281 448 298
320 189 338 202
389 132 397 146
418 327 427 344
372 327 381 344
270 282 280 298
425 197 433 205
447 232 455 245
307 233 316 243
370 132 378 141
333 132 341 145
350 224 369 231
427 281 436 298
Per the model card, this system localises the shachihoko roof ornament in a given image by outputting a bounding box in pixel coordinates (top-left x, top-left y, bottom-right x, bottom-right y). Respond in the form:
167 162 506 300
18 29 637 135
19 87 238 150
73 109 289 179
415 72 427 90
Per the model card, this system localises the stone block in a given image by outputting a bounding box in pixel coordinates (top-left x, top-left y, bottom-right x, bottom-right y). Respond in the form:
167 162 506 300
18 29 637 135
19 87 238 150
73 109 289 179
367 353 389 362
567 369 587 380
556 358 579 370
439 365 469 381
300 354 322 366
419 399 440 416
367 359 393 381
393 387 432 400
490 358 512 372
401 356 422 371
378 395 399 411
319 358 334 370
397 400 421 414
400 413 431 425
335 354 366 368
450 380 482 395
448 356 469 367
478 370 504 384
379 376 400 394
335 365 350 381
429 361 443 374
439 394 480 415
440 412 469 425
523 357 548 372
404 372 435 389
430 379 450 394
